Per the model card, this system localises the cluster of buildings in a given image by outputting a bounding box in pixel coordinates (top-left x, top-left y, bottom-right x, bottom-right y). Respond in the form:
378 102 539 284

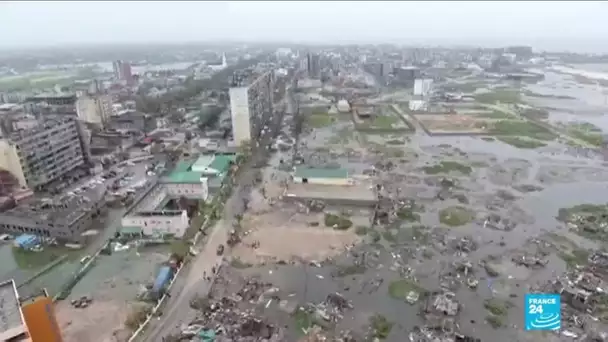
120 153 235 238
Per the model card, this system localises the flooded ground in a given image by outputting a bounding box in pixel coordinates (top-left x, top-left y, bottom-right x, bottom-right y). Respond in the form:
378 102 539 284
57 245 170 342
168 67 608 342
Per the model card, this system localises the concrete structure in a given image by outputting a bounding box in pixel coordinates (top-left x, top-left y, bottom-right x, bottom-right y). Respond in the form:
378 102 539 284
76 94 112 127
414 78 434 97
307 53 321 79
0 280 29 341
0 182 107 242
122 154 235 237
0 117 90 190
113 60 134 85
229 69 275 145
337 99 351 113
122 210 189 237
292 167 352 186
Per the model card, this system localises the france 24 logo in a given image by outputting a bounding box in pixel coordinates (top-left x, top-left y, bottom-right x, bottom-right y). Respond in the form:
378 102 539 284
525 293 561 331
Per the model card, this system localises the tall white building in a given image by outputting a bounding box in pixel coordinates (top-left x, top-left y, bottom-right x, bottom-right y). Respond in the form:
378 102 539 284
229 70 275 145
413 78 434 97
76 94 112 127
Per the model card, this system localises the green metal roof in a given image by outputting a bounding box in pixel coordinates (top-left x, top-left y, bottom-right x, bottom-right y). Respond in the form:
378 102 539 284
294 167 348 179
208 154 236 173
173 160 193 173
166 171 204 184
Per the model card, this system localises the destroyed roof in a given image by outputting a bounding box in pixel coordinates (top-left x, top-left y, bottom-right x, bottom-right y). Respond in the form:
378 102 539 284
0 280 27 341
294 167 348 179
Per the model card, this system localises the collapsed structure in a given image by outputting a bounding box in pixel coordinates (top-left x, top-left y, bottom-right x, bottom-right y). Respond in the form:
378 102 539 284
0 181 107 242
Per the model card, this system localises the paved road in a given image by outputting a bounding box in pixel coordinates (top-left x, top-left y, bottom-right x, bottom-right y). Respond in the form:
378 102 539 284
141 99 287 341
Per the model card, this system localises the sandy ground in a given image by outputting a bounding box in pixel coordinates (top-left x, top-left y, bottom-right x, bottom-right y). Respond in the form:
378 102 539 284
415 114 497 133
56 300 131 342
232 205 363 263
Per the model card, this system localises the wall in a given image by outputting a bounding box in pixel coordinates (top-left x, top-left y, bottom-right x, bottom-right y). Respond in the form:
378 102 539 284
229 87 251 145
165 180 208 201
0 140 27 187
121 211 189 237
292 177 352 186
21 296 63 342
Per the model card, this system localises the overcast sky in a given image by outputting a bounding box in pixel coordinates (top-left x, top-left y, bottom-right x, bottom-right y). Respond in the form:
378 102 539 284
1 1 608 52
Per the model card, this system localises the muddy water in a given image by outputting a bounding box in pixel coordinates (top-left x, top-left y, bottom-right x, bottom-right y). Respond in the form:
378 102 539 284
224 77 608 340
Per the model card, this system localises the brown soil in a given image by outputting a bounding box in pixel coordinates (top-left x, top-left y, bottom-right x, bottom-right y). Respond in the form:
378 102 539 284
56 300 131 342
232 211 361 263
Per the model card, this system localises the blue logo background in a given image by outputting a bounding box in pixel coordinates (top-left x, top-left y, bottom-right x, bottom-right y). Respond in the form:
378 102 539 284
525 293 561 331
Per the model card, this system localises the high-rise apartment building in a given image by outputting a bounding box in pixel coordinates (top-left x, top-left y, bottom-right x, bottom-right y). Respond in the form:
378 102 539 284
76 94 113 127
229 69 275 145
0 117 90 191
306 53 321 79
112 60 134 85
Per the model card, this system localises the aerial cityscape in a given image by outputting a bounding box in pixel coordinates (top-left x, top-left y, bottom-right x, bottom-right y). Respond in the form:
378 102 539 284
1 1 608 342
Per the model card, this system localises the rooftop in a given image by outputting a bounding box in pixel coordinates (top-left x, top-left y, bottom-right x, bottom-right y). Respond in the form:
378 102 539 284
166 154 236 184
294 167 348 179
0 181 107 225
0 280 27 341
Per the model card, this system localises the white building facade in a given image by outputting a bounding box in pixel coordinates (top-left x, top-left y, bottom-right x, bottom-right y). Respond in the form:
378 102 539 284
121 211 189 237
229 70 274 146
413 79 434 97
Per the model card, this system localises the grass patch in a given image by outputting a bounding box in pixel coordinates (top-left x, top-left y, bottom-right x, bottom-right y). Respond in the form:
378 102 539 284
484 298 513 316
388 279 426 300
489 120 556 141
396 208 421 222
292 308 315 334
473 110 512 119
308 112 335 128
523 90 575 100
355 225 369 236
369 314 394 339
486 314 505 329
439 206 474 227
475 89 521 104
382 230 397 243
324 213 353 230
230 257 253 269
521 107 549 120
497 136 547 149
335 264 367 277
558 248 590 268
422 161 472 175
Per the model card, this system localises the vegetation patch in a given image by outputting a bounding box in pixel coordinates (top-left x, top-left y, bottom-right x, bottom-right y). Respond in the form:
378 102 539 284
523 90 575 100
497 136 547 149
486 314 505 329
558 248 590 268
335 264 367 277
474 89 521 104
422 161 472 175
484 298 513 316
521 107 550 120
230 257 253 269
488 120 556 141
308 111 335 128
439 206 475 227
396 208 422 222
473 110 512 119
369 314 394 339
388 279 426 300
560 122 604 147
324 213 353 230
355 225 369 236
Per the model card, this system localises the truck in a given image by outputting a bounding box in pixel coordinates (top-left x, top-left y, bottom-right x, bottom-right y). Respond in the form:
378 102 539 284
151 266 174 299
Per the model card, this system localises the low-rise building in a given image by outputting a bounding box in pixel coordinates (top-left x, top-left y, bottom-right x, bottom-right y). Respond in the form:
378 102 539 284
121 210 189 237
292 167 352 186
0 182 107 242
